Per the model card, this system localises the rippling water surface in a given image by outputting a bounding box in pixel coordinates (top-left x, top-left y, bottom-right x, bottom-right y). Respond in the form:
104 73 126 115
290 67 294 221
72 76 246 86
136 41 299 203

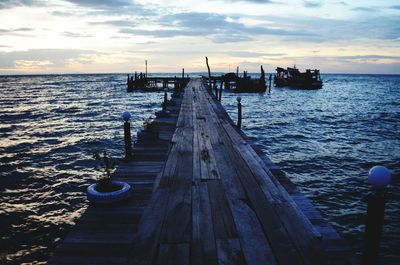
0 73 399 264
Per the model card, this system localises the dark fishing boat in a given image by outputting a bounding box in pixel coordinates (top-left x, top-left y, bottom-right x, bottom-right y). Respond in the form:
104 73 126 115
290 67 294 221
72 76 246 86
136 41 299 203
274 66 323 89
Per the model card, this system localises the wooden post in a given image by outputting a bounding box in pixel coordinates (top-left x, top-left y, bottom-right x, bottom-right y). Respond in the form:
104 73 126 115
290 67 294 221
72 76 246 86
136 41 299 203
269 74 272 93
145 60 147 78
124 121 132 159
236 66 239 77
213 80 218 99
205 56 212 91
163 89 167 111
219 81 223 101
362 191 386 265
182 68 184 79
260 65 266 92
362 166 391 265
237 96 242 130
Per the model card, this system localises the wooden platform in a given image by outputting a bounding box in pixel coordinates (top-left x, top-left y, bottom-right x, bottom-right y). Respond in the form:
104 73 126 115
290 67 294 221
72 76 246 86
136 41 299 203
49 78 357 265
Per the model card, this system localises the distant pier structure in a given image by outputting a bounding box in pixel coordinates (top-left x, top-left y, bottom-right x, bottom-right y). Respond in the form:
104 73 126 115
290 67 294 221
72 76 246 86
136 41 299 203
127 68 190 92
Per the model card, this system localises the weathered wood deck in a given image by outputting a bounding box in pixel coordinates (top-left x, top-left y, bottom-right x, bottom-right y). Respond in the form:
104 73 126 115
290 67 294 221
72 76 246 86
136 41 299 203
49 78 357 265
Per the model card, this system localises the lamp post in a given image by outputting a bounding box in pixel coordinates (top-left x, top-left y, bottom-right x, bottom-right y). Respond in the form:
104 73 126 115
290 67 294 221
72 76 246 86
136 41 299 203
362 166 391 265
237 96 242 130
122 111 132 160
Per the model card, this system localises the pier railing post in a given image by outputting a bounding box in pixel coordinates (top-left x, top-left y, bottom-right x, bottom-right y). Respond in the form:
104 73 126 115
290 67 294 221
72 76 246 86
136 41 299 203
122 111 132 160
237 96 242 130
362 166 391 265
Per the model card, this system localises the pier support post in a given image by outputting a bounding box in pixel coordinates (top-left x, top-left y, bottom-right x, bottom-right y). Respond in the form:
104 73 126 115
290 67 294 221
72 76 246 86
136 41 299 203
163 88 167 111
269 74 272 93
362 166 391 265
122 111 132 160
237 96 242 130
219 81 223 101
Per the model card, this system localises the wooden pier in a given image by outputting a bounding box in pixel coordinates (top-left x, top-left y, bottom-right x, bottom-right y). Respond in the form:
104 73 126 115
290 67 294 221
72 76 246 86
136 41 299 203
49 78 357 265
127 74 189 92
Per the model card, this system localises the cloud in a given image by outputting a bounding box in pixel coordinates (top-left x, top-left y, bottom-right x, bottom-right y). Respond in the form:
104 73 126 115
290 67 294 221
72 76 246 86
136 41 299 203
63 0 154 16
389 5 400 10
337 55 400 62
51 11 74 17
0 0 34 9
0 49 95 69
352 6 376 12
303 0 323 8
223 0 275 3
227 51 286 57
63 0 133 8
119 12 316 42
89 20 137 27
62 31 94 38
0 27 35 36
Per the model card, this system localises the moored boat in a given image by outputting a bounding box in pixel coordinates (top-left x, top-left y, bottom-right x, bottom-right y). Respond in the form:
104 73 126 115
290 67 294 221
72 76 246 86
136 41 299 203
274 66 323 89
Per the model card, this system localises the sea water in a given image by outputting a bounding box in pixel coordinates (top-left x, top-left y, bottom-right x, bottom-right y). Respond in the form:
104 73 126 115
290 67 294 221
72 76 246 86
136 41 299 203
0 73 399 264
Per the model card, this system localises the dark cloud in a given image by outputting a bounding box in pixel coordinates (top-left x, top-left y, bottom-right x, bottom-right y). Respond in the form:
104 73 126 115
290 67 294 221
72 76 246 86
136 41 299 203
303 0 323 8
120 12 315 42
389 5 400 10
248 14 400 42
0 49 94 68
0 0 34 9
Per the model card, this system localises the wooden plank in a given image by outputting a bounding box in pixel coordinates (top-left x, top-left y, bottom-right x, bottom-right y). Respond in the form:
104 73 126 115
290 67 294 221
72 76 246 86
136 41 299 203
216 238 246 265
130 81 194 265
157 243 190 265
191 182 218 265
207 180 237 239
212 144 246 200
193 104 201 181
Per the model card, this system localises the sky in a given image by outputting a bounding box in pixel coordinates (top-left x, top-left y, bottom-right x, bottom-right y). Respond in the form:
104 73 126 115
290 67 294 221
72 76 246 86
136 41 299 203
0 0 399 74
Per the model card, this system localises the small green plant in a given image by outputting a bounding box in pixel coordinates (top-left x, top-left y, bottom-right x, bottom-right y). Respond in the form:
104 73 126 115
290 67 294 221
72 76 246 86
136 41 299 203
93 150 119 192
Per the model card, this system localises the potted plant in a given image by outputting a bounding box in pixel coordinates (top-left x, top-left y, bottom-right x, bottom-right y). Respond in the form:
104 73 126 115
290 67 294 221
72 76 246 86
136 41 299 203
137 117 159 141
86 150 131 204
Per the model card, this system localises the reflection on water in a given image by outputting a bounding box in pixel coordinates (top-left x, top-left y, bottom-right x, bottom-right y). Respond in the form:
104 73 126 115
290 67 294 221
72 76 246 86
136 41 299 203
0 74 399 264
